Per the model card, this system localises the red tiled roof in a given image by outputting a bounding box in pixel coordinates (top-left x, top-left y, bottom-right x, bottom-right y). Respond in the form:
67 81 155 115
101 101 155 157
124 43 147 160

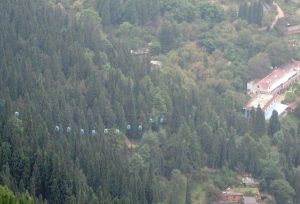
256 61 300 91
258 69 285 90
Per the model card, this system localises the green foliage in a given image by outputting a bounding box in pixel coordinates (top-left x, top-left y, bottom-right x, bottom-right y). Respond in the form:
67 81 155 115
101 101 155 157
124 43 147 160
238 1 264 26
203 184 221 204
159 22 181 53
267 41 292 67
197 31 219 54
293 166 300 202
237 134 265 174
166 169 187 204
0 0 300 203
270 179 295 204
248 52 271 79
95 0 160 25
185 179 192 204
285 91 297 103
172 1 195 23
149 41 161 56
260 151 284 189
196 2 225 24
253 106 266 138
0 185 33 204
268 110 281 136
164 122 203 173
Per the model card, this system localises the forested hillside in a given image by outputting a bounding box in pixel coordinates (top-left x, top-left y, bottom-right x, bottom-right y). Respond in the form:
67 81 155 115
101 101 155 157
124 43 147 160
1 0 300 203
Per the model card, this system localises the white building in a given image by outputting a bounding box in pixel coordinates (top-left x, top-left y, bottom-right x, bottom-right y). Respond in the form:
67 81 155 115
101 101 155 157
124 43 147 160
247 61 300 95
243 94 288 120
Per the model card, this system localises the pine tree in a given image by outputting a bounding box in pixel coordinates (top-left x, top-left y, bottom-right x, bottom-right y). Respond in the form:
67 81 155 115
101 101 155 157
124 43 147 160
253 106 265 138
268 110 281 136
238 2 248 20
185 179 192 204
100 0 111 26
110 0 122 24
238 1 263 26
257 0 264 26
159 22 180 53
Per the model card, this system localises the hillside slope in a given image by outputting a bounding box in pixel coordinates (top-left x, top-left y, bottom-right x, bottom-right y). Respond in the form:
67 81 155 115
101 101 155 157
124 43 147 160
0 0 300 203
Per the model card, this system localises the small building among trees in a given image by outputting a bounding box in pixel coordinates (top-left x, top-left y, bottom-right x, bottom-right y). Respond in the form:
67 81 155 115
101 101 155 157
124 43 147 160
245 61 300 120
213 189 243 204
247 61 300 95
243 94 288 120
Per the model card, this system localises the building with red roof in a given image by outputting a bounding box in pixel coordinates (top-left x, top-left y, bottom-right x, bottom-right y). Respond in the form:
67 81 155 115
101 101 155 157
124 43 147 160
244 61 300 120
247 61 300 95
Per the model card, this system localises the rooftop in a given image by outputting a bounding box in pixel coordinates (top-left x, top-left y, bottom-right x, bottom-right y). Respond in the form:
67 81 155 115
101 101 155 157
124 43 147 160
244 94 274 110
222 192 243 196
222 189 243 196
150 60 162 66
264 102 288 120
243 196 261 204
130 47 149 55
241 177 260 186
256 61 300 92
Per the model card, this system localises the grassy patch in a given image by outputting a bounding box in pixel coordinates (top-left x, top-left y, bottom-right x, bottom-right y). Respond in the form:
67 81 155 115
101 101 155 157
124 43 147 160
232 187 259 196
277 0 300 17
192 184 206 204
281 112 299 130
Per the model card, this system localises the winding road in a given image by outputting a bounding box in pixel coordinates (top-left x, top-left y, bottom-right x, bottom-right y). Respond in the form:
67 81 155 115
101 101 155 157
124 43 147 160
271 2 285 29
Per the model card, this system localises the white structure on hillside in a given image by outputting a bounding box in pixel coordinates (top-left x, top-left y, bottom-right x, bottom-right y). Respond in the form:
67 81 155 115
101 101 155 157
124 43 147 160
245 61 300 120
243 94 288 120
247 61 300 95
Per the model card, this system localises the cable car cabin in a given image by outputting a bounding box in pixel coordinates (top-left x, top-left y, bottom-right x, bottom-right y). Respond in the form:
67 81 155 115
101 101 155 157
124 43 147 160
127 124 131 130
67 127 72 133
104 129 108 134
160 117 164 123
115 129 120 134
138 125 143 131
92 129 96 136
14 112 20 117
54 126 60 132
80 129 84 135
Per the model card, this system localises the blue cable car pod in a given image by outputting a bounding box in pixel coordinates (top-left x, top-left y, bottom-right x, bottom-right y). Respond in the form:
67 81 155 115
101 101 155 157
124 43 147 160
80 129 85 136
127 124 131 131
92 129 96 136
149 118 153 123
14 112 20 117
138 124 143 131
54 126 60 132
115 129 120 134
67 127 72 133
104 128 108 134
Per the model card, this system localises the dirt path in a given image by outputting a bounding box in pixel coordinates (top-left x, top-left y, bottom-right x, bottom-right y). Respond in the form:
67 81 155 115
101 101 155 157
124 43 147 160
125 137 138 148
271 2 285 29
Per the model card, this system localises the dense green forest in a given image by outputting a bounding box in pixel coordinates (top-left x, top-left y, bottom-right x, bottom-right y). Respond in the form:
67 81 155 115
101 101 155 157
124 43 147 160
1 0 300 203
